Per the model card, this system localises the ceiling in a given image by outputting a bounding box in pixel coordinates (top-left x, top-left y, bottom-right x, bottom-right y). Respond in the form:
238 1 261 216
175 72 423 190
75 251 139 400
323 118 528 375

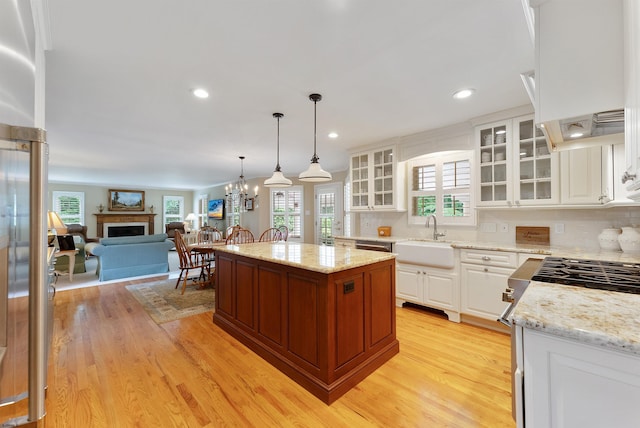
44 0 534 190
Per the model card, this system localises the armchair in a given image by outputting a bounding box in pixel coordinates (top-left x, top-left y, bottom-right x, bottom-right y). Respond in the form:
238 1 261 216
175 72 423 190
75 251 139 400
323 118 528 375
66 223 98 243
165 222 186 240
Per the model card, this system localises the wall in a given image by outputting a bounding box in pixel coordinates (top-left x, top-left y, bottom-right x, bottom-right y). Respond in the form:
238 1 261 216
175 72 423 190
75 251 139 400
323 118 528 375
49 182 194 239
358 206 640 252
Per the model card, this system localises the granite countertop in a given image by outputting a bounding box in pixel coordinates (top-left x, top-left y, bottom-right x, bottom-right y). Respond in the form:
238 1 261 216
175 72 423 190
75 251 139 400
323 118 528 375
512 281 640 356
215 242 395 274
335 235 400 243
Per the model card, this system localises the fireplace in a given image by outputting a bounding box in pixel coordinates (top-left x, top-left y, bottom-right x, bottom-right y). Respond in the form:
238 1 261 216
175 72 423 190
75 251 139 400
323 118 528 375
107 224 145 237
94 213 156 238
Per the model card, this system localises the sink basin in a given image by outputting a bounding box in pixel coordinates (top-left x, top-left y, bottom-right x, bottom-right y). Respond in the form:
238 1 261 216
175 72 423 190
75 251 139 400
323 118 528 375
394 240 455 268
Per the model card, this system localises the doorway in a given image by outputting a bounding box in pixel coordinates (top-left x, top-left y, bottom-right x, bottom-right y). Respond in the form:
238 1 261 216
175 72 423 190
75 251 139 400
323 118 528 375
314 183 344 245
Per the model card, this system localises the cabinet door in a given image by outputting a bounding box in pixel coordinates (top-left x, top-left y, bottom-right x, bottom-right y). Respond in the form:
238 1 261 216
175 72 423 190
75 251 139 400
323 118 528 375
477 120 512 206
396 265 423 303
624 0 640 198
560 146 604 204
424 271 456 310
372 148 395 209
460 263 513 320
350 152 370 210
513 116 559 205
523 329 640 428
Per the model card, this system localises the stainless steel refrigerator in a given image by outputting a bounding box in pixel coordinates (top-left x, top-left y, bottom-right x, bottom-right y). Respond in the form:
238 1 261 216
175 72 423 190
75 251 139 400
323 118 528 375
0 123 49 427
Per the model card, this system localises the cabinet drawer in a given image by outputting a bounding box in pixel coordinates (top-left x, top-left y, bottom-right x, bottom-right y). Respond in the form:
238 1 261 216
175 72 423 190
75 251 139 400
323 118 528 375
460 249 517 268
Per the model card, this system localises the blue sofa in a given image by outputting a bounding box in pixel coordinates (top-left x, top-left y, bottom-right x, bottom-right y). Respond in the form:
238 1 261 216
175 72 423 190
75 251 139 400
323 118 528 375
85 234 174 281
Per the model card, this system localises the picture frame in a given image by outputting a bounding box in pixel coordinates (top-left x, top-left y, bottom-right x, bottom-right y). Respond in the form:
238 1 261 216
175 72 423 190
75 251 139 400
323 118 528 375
245 198 254 211
108 189 145 211
208 199 225 219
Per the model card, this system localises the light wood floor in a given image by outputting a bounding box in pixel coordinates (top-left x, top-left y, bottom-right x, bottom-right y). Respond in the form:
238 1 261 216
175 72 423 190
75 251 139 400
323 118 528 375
47 276 515 427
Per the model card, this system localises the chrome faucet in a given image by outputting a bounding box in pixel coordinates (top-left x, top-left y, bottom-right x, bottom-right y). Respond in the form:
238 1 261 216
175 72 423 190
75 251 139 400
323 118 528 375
425 214 446 240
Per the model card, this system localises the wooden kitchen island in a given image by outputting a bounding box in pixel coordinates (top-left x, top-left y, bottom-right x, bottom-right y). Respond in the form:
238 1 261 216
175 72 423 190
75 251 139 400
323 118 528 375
213 242 399 404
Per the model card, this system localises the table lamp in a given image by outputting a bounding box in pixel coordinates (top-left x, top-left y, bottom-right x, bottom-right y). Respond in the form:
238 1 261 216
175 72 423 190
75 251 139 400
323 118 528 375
184 213 196 232
47 211 67 246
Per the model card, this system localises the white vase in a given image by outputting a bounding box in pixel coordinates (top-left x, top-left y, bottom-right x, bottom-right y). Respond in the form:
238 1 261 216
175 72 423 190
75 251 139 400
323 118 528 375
598 228 621 251
618 227 640 254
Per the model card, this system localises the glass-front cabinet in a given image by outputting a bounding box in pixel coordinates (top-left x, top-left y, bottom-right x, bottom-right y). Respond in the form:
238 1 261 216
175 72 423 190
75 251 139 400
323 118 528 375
350 145 405 211
478 120 512 206
477 115 558 207
513 116 559 205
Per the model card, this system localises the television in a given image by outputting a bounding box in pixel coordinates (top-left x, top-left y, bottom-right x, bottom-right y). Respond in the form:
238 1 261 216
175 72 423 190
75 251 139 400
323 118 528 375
208 199 225 219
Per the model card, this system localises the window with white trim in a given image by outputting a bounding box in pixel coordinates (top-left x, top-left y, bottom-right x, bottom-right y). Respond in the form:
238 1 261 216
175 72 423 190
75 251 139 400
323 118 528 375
270 186 303 241
163 196 184 225
408 151 475 226
52 191 85 224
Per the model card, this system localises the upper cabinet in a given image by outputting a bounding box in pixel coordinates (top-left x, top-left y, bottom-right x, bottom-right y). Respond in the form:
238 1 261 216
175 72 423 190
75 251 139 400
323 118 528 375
532 0 624 124
623 0 640 199
477 115 559 207
350 145 406 212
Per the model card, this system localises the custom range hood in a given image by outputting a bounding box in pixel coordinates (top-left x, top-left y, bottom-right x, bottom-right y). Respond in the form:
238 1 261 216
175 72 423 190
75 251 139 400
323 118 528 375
540 109 625 152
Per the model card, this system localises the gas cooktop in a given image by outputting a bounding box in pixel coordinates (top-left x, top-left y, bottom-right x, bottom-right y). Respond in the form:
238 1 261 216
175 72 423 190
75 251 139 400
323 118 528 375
531 257 640 294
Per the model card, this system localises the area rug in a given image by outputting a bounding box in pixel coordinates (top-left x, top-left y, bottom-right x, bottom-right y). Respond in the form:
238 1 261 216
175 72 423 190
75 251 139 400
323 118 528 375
125 278 215 324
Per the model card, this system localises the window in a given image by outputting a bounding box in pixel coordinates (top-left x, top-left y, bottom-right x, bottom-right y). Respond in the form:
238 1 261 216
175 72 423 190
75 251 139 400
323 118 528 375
52 191 85 224
408 151 475 226
271 187 303 241
163 196 184 225
226 196 240 228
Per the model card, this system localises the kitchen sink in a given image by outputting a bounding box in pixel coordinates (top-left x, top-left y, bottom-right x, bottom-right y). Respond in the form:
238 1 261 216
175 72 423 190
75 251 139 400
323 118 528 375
394 240 455 268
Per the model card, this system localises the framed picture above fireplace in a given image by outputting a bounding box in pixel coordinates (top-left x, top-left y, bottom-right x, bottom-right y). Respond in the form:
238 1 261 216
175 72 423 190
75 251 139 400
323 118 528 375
108 189 145 211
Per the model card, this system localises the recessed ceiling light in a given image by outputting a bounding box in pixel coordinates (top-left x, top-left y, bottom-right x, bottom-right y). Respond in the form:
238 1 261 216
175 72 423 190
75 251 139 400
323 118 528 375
192 88 209 99
452 88 475 99
328 132 338 139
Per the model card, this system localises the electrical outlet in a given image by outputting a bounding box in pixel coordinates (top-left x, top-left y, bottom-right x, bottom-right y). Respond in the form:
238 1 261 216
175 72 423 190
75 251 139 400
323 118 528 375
555 223 565 234
499 223 509 233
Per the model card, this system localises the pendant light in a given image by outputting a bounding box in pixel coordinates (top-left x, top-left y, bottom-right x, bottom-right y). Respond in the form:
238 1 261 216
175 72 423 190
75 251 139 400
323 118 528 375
264 112 293 187
299 93 332 182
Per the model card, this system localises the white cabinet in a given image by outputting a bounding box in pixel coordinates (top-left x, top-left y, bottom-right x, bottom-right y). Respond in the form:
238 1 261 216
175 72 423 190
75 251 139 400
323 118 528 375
519 328 640 428
623 0 640 198
560 146 606 204
513 116 559 205
396 262 459 323
460 249 517 321
561 144 635 205
477 115 558 207
532 0 624 124
350 146 406 211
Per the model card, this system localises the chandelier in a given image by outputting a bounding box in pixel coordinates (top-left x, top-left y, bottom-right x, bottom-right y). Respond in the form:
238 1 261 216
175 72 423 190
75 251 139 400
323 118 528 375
225 156 250 212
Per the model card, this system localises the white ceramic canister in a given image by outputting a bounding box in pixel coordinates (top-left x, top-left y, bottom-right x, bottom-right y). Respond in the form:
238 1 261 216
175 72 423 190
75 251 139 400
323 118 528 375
598 228 621 251
618 227 640 254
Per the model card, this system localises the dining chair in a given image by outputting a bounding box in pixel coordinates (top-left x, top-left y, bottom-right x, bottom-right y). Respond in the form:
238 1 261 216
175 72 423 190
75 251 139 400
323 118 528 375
278 225 289 241
174 231 212 294
198 227 223 244
259 227 282 242
225 228 255 244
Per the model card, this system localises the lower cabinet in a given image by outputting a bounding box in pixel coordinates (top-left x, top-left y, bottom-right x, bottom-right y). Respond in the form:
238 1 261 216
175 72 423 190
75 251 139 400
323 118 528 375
460 249 518 321
396 262 459 322
519 328 640 428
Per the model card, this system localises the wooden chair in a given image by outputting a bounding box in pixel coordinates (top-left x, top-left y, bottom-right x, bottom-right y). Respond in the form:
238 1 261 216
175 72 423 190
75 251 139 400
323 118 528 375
278 225 289 241
196 227 222 263
198 227 223 244
259 227 282 242
174 231 212 294
225 228 255 244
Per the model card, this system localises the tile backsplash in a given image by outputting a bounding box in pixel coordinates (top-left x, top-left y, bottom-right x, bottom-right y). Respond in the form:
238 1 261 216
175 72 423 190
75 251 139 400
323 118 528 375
355 206 640 251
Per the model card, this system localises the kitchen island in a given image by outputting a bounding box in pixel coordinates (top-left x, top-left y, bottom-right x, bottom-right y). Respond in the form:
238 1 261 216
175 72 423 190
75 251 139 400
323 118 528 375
511 281 640 427
213 242 399 404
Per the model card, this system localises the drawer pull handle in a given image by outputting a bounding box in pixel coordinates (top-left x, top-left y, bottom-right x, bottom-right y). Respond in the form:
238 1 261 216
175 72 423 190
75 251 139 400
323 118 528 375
484 268 489 272
481 256 491 261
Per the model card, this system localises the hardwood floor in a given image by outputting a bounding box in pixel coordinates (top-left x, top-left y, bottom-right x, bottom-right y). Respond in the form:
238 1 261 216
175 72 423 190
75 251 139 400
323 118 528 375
47 278 515 427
